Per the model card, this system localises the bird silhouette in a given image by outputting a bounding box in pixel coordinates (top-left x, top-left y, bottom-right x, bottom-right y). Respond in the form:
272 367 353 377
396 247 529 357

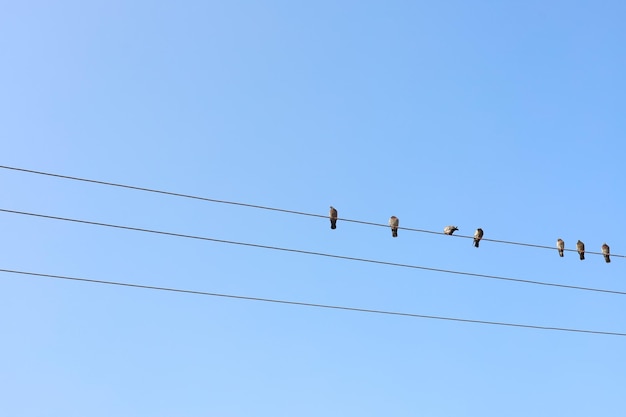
389 216 399 238
576 240 585 260
329 206 338 230
473 228 483 248
602 243 611 263
444 225 459 235
557 238 565 257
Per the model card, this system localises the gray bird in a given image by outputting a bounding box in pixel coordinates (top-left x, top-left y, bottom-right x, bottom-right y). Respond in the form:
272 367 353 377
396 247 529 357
602 243 611 263
576 240 585 260
389 216 399 238
329 206 338 230
557 238 565 257
444 225 459 235
473 228 483 248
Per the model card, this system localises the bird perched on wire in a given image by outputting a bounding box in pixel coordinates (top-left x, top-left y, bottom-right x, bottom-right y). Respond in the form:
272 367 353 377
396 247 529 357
602 243 611 263
444 225 459 235
473 228 483 247
556 238 565 257
389 216 399 238
576 240 585 260
329 206 338 230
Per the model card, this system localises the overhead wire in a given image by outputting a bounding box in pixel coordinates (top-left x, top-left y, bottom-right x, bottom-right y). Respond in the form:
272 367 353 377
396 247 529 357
1 207 625 297
1 268 624 337
0 165 620 259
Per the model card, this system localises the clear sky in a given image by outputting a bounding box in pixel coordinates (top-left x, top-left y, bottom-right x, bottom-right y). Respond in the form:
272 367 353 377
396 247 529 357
2 1 625 416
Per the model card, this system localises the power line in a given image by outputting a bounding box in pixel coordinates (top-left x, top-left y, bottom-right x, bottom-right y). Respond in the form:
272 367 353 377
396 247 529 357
1 207 625 297
1 165 620 259
1 268 624 337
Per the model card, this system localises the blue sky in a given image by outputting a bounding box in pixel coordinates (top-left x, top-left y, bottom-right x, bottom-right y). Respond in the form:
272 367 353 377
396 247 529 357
2 1 626 416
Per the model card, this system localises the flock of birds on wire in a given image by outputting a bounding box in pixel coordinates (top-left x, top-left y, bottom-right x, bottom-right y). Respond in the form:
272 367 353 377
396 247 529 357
328 206 613 263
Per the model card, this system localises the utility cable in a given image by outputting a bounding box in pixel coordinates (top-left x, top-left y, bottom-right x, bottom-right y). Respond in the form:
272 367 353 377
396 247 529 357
0 165 620 259
1 208 624 297
1 268 624 337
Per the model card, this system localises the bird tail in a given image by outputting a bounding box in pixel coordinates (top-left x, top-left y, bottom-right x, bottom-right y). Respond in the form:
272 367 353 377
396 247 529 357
559 250 564 257
473 239 479 248
330 220 337 229
579 253 585 260
604 255 611 263
392 229 398 238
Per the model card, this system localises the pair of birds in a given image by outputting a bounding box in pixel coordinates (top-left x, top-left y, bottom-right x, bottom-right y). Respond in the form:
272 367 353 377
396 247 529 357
445 225 484 247
557 239 611 263
330 206 402 237
329 207 485 246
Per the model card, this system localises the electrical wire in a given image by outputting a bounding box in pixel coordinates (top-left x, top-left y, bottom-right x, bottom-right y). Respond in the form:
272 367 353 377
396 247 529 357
1 165 620 259
1 207 625 297
1 268 624 337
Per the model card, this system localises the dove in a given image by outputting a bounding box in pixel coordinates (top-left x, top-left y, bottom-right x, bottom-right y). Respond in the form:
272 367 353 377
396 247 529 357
602 243 610 263
557 238 565 257
576 240 585 260
473 228 483 248
444 225 459 235
389 216 399 237
329 206 338 230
